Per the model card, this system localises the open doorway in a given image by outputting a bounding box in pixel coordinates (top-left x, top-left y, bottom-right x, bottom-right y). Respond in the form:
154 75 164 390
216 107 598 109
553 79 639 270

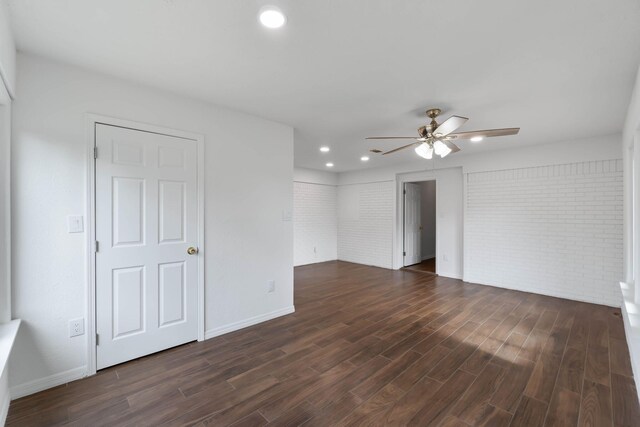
403 181 436 274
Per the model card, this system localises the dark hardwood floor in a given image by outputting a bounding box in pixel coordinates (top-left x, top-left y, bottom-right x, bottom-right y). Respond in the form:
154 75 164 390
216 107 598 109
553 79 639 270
403 257 436 274
8 261 639 426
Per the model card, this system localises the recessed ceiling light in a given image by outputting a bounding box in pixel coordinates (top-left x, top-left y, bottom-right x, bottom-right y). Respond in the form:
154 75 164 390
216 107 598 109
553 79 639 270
470 136 484 142
360 156 370 162
259 6 286 29
320 146 330 152
325 162 334 168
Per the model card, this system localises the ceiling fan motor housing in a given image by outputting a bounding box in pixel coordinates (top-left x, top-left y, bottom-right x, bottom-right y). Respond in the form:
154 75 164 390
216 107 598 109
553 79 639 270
425 108 441 119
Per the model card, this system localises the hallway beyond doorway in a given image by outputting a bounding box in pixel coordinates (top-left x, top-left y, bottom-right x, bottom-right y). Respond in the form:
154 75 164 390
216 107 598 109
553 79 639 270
403 257 436 275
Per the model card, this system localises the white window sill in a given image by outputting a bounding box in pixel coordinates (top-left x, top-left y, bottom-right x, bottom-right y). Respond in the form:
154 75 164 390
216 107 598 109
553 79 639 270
620 282 640 328
0 319 20 378
619 282 640 404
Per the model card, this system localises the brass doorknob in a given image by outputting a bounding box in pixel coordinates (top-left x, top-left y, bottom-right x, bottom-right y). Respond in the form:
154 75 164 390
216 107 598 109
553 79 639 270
187 247 199 255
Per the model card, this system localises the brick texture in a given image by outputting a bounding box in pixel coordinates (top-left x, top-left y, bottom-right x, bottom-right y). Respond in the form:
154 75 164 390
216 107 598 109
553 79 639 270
293 182 337 266
337 181 394 269
465 160 623 306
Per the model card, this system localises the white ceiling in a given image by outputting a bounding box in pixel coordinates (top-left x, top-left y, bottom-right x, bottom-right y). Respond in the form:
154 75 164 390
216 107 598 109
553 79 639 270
7 0 640 172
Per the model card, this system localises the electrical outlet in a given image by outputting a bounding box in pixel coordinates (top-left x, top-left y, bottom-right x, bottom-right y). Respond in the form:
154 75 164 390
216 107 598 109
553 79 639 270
69 318 84 337
67 215 84 233
267 280 275 293
442 254 449 262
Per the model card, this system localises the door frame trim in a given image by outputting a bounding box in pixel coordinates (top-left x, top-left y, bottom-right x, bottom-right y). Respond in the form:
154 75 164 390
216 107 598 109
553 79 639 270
85 114 206 376
394 172 439 272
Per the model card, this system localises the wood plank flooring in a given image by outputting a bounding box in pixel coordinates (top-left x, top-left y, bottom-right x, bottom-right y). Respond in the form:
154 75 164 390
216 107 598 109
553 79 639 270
403 257 436 274
7 261 640 426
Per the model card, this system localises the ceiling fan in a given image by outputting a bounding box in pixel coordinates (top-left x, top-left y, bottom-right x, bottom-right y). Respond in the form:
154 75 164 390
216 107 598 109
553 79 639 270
366 108 519 159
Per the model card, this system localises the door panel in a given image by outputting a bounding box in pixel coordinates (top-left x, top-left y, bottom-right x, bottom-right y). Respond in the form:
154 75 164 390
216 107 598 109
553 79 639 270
112 266 145 338
112 140 145 166
403 183 422 266
159 261 186 327
96 124 198 369
112 177 145 246
159 180 186 243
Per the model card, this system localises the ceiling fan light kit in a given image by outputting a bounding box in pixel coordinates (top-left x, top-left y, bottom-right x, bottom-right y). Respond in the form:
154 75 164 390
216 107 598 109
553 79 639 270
415 143 433 159
366 108 520 159
433 140 451 157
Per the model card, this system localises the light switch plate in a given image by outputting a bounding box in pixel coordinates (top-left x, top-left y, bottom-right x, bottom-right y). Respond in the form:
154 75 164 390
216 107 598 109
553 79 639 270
282 209 292 221
67 215 84 233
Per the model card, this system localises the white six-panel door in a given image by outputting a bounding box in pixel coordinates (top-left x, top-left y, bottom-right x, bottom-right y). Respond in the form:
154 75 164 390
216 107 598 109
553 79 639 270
95 124 199 369
403 182 422 266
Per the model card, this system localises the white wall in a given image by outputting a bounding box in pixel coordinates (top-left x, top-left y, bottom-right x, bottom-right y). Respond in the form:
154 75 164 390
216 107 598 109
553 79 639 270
0 84 10 324
621 65 640 403
336 135 622 292
338 181 395 268
9 53 294 395
293 167 337 186
395 168 464 277
294 184 337 266
337 165 464 278
293 168 337 266
0 0 15 415
465 160 623 306
419 181 436 260
0 0 15 97
0 59 11 427
0 0 12 325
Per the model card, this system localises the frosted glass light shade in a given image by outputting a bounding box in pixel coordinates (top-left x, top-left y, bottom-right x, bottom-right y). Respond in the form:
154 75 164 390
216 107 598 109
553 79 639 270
415 143 433 159
433 140 452 158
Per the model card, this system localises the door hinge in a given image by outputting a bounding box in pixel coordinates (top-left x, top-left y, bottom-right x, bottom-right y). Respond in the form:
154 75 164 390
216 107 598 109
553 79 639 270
95 241 99 252
93 146 98 159
403 189 406 195
403 251 406 256
96 334 99 345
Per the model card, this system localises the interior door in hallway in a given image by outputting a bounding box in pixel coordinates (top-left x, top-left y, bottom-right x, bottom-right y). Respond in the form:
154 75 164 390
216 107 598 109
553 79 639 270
95 123 199 369
403 182 421 266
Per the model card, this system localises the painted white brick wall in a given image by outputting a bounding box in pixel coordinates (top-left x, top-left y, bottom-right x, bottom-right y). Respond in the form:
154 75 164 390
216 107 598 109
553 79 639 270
337 181 394 268
293 182 337 266
465 160 624 306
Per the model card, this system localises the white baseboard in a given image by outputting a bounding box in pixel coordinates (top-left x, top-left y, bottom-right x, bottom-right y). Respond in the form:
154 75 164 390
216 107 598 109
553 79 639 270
9 308 295 401
10 366 87 400
463 275 621 308
294 258 338 267
438 271 462 280
205 306 295 340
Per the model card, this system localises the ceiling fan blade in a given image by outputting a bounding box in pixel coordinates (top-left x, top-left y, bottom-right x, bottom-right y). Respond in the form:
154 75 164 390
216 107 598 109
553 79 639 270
442 140 461 153
366 136 418 140
448 128 520 140
433 115 468 137
382 142 419 155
